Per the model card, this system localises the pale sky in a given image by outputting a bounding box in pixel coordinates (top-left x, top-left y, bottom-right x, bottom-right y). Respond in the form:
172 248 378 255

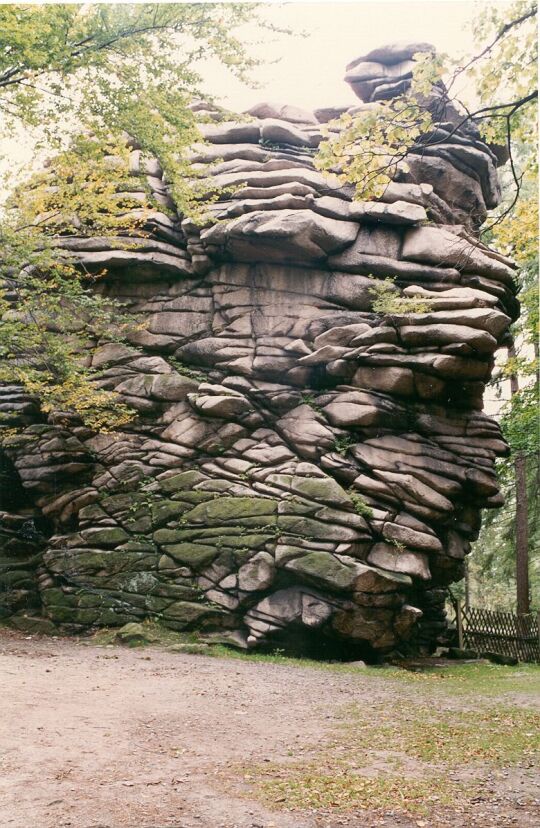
2 0 511 178
201 0 485 111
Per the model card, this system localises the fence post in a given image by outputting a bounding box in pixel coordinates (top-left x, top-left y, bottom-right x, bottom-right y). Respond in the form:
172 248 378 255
537 611 540 658
456 602 464 649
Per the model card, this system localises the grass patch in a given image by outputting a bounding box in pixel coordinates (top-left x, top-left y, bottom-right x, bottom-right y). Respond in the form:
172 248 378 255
206 644 380 672
250 762 461 814
86 624 540 694
344 703 540 766
386 661 540 697
88 619 201 649
245 701 539 816
236 662 540 818
86 624 390 672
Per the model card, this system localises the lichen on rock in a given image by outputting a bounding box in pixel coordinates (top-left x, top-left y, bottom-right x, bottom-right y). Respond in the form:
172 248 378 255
0 43 517 660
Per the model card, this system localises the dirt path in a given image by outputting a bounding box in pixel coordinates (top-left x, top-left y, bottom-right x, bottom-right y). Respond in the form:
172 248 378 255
1 630 538 828
0 630 374 828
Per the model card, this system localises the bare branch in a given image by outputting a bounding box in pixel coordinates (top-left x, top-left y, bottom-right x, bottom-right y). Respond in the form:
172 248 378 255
481 112 524 236
417 90 538 150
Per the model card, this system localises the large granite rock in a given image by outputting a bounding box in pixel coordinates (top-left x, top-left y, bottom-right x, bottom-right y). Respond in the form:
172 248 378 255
0 44 517 659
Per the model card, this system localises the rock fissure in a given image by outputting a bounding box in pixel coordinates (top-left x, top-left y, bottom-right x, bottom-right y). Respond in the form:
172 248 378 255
0 43 517 658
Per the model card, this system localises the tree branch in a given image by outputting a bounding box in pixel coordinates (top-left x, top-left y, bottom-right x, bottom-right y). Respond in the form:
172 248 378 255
447 4 538 93
481 112 524 236
417 90 538 150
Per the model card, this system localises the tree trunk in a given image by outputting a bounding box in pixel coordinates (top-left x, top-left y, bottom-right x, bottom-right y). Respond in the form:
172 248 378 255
508 341 530 615
514 453 530 614
464 557 471 611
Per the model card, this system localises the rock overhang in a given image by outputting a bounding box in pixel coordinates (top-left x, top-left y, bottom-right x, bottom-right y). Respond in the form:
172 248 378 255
0 42 517 659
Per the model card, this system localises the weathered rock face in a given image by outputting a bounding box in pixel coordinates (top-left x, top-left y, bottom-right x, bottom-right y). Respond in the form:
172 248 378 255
0 45 517 658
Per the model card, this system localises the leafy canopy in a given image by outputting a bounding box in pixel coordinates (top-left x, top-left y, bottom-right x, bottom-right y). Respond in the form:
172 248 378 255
0 220 136 432
0 3 272 208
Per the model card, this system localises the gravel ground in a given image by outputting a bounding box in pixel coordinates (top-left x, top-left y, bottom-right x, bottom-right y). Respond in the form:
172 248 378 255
0 629 538 828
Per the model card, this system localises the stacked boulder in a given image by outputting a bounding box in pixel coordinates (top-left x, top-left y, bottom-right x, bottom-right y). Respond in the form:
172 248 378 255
0 43 517 657
344 42 504 229
345 41 435 101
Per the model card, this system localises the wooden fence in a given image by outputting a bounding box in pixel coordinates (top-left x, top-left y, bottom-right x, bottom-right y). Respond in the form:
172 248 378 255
455 604 540 663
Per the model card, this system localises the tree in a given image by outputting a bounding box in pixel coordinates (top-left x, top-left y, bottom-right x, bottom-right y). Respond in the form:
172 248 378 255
479 5 538 615
0 4 258 130
476 217 539 614
316 1 538 611
316 1 537 217
0 3 269 432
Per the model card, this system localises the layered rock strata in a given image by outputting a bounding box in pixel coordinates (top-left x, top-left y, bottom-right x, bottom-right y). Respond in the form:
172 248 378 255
0 44 517 657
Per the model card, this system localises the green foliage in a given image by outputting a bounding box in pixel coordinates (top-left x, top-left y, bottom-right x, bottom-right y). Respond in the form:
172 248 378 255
333 434 355 456
389 537 406 553
463 5 539 612
471 224 539 612
348 492 373 519
0 4 262 137
0 4 283 217
369 278 430 315
315 52 440 199
466 1 537 153
167 358 208 383
0 3 270 432
500 384 539 459
470 434 539 612
13 134 152 235
0 222 136 433
466 519 526 611
301 392 322 412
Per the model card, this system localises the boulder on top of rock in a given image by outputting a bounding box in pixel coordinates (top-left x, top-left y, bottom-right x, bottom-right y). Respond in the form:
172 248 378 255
347 42 435 69
247 101 318 124
197 121 260 144
402 225 516 282
260 118 312 147
201 209 359 262
345 58 416 84
1 39 514 662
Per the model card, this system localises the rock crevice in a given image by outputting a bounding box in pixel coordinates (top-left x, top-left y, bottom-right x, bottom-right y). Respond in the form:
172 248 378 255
0 43 516 657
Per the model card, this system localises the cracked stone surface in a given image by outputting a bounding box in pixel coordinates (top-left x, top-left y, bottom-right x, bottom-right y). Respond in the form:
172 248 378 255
0 43 517 658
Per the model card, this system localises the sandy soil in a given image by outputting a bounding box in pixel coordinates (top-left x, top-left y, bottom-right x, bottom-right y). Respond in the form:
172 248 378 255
0 629 537 828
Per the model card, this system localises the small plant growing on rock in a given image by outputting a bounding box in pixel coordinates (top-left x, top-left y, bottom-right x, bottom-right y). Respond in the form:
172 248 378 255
370 278 430 315
168 358 208 383
301 392 322 412
334 434 355 456
348 492 374 519
389 537 406 552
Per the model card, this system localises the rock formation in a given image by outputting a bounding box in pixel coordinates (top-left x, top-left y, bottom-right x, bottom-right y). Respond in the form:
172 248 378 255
0 43 517 658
